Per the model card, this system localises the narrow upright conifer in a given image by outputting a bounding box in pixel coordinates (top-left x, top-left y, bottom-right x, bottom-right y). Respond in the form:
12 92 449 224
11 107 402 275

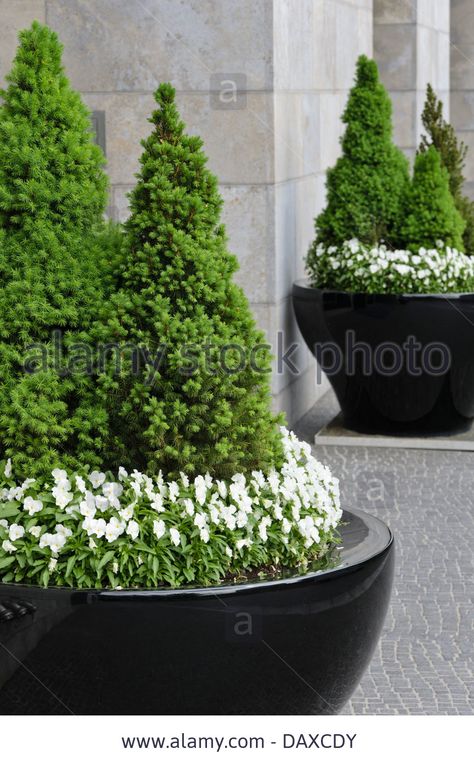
311 55 409 249
0 22 108 476
97 84 282 478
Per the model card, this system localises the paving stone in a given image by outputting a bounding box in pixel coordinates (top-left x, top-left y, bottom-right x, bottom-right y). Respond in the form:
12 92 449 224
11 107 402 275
295 390 474 715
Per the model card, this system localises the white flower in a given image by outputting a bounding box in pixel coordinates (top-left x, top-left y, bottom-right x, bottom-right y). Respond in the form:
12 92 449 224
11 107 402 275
27 525 41 539
80 492 97 518
225 545 232 557
4 458 12 478
89 538 97 550
258 516 272 542
105 517 126 543
183 498 194 517
119 504 135 521
130 480 142 497
24 496 43 516
282 518 292 534
52 484 74 510
236 538 251 551
9 524 25 541
75 476 87 494
2 539 16 553
55 524 72 538
39 532 67 554
127 520 139 540
200 527 210 543
169 527 181 546
150 493 164 512
52 468 67 483
216 480 227 499
103 482 123 501
118 466 128 482
168 481 180 502
153 519 166 539
95 495 109 512
0 519 8 529
48 558 58 573
112 561 119 574
180 471 190 488
194 475 207 506
89 471 106 489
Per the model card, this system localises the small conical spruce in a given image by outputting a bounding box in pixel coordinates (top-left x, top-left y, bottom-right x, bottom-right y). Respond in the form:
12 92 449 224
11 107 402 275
310 55 409 250
400 145 465 252
0 22 109 477
419 84 474 256
95 83 282 479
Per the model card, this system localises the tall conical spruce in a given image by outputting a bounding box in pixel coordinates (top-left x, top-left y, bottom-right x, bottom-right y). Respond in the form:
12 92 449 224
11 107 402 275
0 22 109 477
96 83 282 479
311 55 409 249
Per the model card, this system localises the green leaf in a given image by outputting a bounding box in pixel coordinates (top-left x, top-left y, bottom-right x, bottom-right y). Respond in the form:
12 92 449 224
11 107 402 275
97 550 115 571
0 556 15 570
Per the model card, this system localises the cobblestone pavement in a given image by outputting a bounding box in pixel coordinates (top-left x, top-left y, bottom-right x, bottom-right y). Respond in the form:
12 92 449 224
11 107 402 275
296 392 474 715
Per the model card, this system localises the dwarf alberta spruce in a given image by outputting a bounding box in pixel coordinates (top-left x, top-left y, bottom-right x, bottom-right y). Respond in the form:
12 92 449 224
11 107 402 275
0 428 341 589
307 239 474 294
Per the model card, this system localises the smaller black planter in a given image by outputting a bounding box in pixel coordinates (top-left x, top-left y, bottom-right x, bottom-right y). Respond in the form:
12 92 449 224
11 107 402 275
0 508 393 715
293 281 474 435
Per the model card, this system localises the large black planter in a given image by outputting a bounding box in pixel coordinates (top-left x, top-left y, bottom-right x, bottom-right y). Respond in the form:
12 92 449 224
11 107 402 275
293 281 474 434
0 508 393 715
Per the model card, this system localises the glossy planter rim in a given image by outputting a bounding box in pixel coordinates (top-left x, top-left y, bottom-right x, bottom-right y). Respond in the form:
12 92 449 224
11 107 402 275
293 278 474 301
0 508 392 600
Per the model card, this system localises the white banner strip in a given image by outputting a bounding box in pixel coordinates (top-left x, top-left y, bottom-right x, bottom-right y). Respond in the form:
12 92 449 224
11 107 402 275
0 714 471 764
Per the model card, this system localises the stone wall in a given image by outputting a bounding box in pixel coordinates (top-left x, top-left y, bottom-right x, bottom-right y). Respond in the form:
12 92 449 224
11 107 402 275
0 0 374 424
451 0 474 199
374 0 450 162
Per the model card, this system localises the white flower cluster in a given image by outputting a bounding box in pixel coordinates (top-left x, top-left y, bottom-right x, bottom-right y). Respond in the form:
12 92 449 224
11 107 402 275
307 238 474 294
0 428 342 587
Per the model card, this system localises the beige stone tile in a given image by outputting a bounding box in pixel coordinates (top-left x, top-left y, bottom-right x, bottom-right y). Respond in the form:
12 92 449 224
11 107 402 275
46 0 273 92
83 91 274 186
335 0 370 89
273 0 315 91
313 0 338 91
450 45 474 92
375 22 416 90
319 92 346 170
450 0 474 47
274 174 326 302
374 0 415 24
0 0 46 87
390 91 416 148
458 130 474 183
274 92 320 183
451 91 474 132
221 184 275 304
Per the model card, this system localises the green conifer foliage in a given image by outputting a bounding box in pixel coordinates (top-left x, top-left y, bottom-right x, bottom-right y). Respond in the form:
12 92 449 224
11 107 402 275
419 84 474 256
400 146 465 252
311 55 409 248
96 84 282 479
0 22 108 477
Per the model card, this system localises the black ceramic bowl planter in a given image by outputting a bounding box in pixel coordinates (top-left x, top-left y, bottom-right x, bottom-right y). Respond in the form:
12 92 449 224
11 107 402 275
293 282 474 435
0 507 393 714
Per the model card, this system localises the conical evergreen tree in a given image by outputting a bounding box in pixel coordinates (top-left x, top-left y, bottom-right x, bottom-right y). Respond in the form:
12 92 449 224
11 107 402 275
419 84 474 256
0 22 109 477
312 55 409 248
95 83 282 479
400 146 465 252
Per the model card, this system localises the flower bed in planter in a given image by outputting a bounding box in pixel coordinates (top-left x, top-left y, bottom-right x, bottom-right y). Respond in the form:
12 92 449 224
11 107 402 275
295 56 474 435
0 507 394 714
0 26 394 715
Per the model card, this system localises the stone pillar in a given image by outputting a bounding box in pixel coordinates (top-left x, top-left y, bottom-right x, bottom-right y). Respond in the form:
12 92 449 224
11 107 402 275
451 0 474 199
374 0 450 162
0 0 372 424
